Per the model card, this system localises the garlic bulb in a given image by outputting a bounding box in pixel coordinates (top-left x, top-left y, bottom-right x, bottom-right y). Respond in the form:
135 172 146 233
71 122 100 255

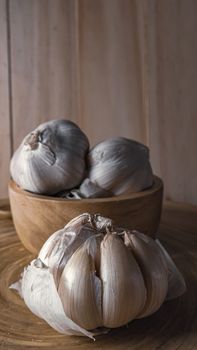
10 120 89 195
10 214 186 339
87 137 154 196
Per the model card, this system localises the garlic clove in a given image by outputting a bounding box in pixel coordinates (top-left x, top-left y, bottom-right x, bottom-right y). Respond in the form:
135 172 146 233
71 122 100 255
156 239 186 300
100 233 147 328
125 231 168 318
82 233 102 274
58 236 103 330
15 259 95 339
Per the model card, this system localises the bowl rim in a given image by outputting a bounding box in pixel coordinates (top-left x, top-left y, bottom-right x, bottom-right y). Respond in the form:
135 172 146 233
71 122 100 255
9 175 163 204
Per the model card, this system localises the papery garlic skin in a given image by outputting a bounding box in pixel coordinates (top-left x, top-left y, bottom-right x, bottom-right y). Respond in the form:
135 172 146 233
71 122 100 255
10 120 89 195
155 239 186 300
88 137 154 196
10 214 186 339
10 259 95 339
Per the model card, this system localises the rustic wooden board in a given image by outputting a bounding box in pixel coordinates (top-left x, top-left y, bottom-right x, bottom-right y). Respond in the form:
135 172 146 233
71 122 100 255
0 199 197 349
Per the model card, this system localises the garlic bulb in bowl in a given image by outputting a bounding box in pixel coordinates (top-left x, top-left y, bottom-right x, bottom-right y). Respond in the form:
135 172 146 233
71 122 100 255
87 137 154 196
10 120 89 195
10 213 186 340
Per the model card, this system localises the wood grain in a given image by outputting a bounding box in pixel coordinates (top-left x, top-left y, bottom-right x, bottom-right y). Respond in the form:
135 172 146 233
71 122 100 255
146 0 197 205
8 176 163 254
0 0 11 198
78 0 147 145
0 199 197 349
9 0 80 150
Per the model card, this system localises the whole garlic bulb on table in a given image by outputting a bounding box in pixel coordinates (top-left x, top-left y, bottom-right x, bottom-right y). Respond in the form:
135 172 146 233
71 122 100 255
10 214 186 340
87 137 154 196
10 120 89 195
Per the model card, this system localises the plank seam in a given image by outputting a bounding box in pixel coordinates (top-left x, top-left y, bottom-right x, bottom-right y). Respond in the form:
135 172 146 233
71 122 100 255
75 0 81 127
6 0 13 156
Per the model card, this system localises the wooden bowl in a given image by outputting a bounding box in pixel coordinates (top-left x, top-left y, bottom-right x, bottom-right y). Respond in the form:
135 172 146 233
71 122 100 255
9 176 163 255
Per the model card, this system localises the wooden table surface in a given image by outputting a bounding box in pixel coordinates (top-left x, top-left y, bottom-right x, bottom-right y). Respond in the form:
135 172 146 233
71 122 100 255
0 199 197 350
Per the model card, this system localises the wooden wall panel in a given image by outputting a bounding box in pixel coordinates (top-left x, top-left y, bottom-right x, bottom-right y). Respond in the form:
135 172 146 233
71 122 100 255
147 0 197 204
1 0 197 204
78 0 147 146
9 0 80 150
0 0 11 197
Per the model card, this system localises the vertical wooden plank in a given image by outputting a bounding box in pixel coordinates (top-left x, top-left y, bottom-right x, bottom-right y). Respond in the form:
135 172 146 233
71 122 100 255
78 0 148 145
7 0 197 204
147 0 197 204
0 0 11 198
9 0 79 150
